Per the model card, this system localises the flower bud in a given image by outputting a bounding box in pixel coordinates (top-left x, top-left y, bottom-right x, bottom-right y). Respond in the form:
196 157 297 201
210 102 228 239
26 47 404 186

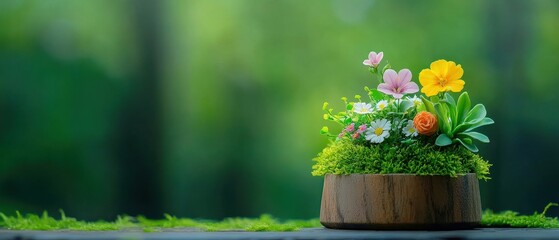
322 102 329 111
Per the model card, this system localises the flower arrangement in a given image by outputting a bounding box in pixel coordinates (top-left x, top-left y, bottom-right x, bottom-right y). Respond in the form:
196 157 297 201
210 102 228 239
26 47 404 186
312 51 493 179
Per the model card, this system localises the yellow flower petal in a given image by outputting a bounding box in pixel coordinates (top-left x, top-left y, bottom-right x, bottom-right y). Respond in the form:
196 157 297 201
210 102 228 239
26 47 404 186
419 69 437 86
421 84 443 97
429 60 448 76
446 79 465 92
447 63 464 81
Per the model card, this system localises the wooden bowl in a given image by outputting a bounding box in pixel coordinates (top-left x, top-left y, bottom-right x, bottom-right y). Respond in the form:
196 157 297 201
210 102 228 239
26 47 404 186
320 173 481 230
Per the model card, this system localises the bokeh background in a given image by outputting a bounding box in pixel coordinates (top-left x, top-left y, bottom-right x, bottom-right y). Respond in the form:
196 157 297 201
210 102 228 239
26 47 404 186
1 0 559 220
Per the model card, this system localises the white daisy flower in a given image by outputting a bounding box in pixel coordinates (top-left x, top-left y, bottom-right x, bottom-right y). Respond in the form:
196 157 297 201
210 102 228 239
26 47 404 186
407 95 422 107
402 120 418 137
365 119 391 143
376 100 388 111
353 102 373 114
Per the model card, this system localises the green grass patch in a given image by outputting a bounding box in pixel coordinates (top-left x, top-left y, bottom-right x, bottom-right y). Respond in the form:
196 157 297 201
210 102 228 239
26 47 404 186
1 204 558 231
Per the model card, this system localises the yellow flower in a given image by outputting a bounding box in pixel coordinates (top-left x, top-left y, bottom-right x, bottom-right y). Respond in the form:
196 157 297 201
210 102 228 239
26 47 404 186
419 60 465 97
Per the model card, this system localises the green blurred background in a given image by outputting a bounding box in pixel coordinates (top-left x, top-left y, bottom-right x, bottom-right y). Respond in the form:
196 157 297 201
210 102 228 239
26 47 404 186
1 0 559 220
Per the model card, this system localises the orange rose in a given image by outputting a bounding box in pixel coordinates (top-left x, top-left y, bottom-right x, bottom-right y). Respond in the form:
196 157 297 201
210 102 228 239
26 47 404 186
413 111 438 136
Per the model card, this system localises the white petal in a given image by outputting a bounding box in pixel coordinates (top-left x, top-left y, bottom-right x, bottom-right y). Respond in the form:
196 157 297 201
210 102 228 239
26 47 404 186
378 119 386 126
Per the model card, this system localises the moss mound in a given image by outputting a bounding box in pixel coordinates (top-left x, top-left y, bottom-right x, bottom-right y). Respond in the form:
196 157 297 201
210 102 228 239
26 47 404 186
312 139 491 180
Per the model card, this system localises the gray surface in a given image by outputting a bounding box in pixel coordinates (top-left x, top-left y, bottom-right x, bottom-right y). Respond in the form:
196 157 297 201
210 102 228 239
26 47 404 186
2 228 559 240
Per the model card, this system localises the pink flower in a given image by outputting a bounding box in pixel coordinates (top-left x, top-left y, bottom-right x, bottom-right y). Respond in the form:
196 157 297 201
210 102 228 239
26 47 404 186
357 124 367 133
345 123 355 132
377 69 419 99
363 51 383 67
352 132 360 139
338 130 346 139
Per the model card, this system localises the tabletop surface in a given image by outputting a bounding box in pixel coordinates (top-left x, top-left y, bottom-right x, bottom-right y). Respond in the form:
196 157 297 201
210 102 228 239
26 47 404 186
2 228 559 240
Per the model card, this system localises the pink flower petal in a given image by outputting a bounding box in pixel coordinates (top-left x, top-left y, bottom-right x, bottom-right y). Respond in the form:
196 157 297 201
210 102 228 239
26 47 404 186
363 59 372 66
383 69 398 86
368 51 377 61
401 82 419 94
392 93 404 99
375 52 384 64
398 69 412 85
377 83 394 95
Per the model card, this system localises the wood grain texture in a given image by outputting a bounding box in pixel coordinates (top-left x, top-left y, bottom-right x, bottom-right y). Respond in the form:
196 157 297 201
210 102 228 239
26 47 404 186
320 174 481 230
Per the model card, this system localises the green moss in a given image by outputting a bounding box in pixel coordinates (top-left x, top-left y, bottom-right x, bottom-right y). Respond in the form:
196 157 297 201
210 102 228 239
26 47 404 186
0 211 320 232
2 207 559 231
481 203 559 228
0 210 135 231
312 139 491 180
138 214 315 232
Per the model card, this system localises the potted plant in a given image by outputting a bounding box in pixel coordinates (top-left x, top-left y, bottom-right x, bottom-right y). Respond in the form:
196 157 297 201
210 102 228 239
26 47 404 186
313 51 494 230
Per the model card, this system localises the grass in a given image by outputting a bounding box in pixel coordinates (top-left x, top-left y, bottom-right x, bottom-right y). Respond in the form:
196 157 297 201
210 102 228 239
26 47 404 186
1 204 558 231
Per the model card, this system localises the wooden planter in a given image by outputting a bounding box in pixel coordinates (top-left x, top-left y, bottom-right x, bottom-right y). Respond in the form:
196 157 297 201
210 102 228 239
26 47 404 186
320 173 481 230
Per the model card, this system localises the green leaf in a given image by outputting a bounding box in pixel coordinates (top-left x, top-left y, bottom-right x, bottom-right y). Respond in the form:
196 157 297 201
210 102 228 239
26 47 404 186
454 117 494 135
444 93 456 106
466 117 495 132
464 104 487 124
416 103 426 112
456 138 479 152
430 95 440 103
369 89 384 102
448 103 458 129
443 93 457 127
398 99 414 112
434 103 451 136
456 92 471 123
346 103 353 110
435 134 453 146
322 102 329 111
458 132 490 143
421 96 436 114
320 126 329 135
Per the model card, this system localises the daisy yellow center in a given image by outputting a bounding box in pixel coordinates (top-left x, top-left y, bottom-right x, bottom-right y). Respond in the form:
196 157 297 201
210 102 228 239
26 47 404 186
374 127 383 136
408 128 415 133
360 108 367 113
378 104 386 110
